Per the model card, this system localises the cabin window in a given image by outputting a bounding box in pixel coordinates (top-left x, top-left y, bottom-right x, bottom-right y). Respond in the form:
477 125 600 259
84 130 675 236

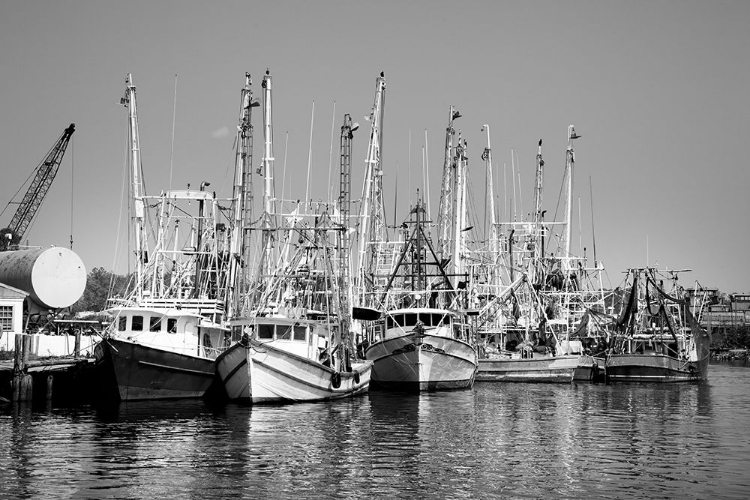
386 316 394 329
132 315 144 331
277 325 293 340
167 318 177 334
419 313 444 327
232 325 243 341
403 313 419 327
293 325 307 341
118 317 127 331
433 314 446 327
257 324 274 340
150 317 162 332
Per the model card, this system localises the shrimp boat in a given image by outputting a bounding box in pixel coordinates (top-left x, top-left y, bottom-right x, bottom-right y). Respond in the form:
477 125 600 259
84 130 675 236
472 128 598 383
215 72 371 403
364 307 478 391
604 267 710 383
360 200 478 391
217 312 371 403
95 74 231 401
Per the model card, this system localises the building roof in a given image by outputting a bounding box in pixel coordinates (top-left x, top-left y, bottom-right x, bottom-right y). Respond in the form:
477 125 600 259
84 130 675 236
0 281 29 300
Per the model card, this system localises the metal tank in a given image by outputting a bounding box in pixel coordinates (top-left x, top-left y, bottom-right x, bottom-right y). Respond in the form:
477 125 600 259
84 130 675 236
0 247 87 309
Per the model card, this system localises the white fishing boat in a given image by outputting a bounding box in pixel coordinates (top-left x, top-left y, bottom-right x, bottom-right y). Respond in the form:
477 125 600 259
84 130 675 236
217 314 370 403
471 127 600 383
359 199 478 391
215 72 372 403
365 307 477 390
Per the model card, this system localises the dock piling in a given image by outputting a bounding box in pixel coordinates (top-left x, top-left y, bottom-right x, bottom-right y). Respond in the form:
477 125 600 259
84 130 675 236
12 334 34 402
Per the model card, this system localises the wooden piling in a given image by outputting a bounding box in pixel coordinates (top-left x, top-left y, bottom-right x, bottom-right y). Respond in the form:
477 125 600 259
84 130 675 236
74 330 81 359
12 334 33 402
46 374 54 401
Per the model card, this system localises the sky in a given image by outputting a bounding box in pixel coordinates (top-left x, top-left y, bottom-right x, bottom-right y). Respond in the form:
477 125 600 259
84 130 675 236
0 0 748 294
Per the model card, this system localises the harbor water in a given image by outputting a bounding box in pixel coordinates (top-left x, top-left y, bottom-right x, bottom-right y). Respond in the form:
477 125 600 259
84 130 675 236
1 362 748 499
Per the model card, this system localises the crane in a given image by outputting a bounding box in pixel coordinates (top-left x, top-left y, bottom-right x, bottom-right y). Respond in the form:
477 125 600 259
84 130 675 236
1 123 75 251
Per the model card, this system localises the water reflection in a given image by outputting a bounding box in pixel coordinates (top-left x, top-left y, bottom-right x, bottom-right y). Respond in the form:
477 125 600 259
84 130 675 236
1 365 749 499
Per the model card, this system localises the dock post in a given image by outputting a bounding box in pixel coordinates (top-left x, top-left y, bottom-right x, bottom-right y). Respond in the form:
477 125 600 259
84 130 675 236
74 329 81 359
46 374 54 401
12 334 34 402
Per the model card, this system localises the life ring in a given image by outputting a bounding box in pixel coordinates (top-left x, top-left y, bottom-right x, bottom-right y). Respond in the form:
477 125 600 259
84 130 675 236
353 371 360 385
331 372 341 389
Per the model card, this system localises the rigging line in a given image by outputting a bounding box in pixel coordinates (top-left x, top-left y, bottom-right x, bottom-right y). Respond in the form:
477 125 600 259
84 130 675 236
169 74 178 192
424 129 430 218
589 176 597 266
408 129 411 206
281 131 289 210
578 197 583 260
305 101 315 212
516 153 523 222
421 146 426 213
110 132 129 297
502 162 507 224
327 101 335 205
0 147 41 219
510 150 517 221
69 133 75 250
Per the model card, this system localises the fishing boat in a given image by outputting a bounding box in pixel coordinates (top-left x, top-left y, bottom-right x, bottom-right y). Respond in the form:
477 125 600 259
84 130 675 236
364 307 477 390
217 313 370 403
471 128 599 383
215 72 372 403
604 267 710 382
359 200 478 391
95 74 231 401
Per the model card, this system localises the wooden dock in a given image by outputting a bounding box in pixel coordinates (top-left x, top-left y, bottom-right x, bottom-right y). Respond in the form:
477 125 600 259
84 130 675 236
0 334 97 404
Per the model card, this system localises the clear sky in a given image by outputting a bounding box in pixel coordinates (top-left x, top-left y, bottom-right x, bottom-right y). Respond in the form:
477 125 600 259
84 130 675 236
0 0 748 293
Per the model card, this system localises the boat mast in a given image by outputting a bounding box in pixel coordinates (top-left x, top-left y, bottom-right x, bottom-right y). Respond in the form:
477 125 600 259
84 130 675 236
228 73 258 318
482 124 498 287
259 70 276 281
338 114 357 332
437 106 460 264
356 72 386 306
562 125 580 271
453 133 468 284
122 74 148 302
532 139 545 285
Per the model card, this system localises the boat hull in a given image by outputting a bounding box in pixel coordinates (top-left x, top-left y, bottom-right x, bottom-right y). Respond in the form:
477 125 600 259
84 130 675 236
476 354 596 383
215 340 372 404
95 338 217 401
365 334 477 391
605 353 707 383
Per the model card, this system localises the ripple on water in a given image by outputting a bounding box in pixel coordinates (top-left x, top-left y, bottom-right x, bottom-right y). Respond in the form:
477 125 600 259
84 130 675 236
1 363 749 499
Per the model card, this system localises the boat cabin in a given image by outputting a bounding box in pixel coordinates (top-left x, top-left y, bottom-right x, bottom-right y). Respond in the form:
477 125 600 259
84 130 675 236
109 306 228 358
620 333 685 359
230 317 332 362
379 308 463 340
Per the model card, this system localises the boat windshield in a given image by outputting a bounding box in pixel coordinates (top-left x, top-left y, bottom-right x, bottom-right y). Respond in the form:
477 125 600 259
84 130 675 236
277 324 293 340
257 324 274 340
293 325 306 341
386 312 448 329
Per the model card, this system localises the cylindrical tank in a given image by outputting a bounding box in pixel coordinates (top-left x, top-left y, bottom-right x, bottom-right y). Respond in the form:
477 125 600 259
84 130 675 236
0 247 87 309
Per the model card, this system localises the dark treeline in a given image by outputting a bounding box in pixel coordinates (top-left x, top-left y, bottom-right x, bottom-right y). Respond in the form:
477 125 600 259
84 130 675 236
70 267 131 314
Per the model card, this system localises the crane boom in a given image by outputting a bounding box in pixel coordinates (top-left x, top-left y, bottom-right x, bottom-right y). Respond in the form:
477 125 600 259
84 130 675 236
2 123 75 250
